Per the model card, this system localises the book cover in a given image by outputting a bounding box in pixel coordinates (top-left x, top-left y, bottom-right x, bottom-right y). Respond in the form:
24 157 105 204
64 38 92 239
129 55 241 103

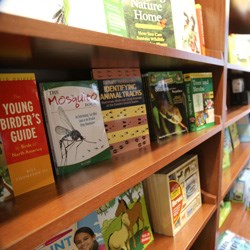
92 68 150 156
218 230 250 250
122 0 175 47
103 0 128 37
40 80 111 175
96 182 154 250
35 211 106 250
183 72 215 132
170 0 201 53
143 154 202 236
237 114 250 143
195 3 206 55
228 34 250 68
142 71 188 142
228 123 240 149
67 0 108 33
224 127 233 154
0 73 54 200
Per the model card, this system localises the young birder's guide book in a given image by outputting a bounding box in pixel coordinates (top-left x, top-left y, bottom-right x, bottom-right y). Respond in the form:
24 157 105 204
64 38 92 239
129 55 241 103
40 80 111 175
0 73 54 201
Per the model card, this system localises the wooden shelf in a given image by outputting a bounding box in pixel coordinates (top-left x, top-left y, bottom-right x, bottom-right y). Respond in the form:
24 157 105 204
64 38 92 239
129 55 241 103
219 203 250 239
221 143 250 199
0 13 224 70
227 63 250 73
225 105 250 127
148 204 217 250
0 124 222 250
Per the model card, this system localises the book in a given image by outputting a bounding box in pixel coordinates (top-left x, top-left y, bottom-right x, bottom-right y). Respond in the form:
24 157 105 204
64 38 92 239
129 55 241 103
96 182 154 249
195 3 206 55
35 211 106 250
122 0 201 53
40 80 111 175
183 72 215 132
143 154 202 236
142 71 188 142
228 123 240 149
218 230 250 250
228 34 250 68
237 114 250 142
224 128 233 154
92 68 150 156
0 73 54 201
219 201 232 228
122 0 175 47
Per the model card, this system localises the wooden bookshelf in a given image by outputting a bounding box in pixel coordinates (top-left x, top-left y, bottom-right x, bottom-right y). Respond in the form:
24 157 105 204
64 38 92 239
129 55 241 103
0 0 249 249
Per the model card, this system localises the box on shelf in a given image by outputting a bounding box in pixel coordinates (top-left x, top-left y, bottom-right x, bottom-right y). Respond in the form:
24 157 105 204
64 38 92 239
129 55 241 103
143 154 202 236
40 80 111 175
183 72 215 132
142 71 188 142
0 73 54 202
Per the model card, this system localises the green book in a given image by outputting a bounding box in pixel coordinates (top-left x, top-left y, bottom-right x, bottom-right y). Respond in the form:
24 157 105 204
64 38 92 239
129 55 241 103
183 72 215 132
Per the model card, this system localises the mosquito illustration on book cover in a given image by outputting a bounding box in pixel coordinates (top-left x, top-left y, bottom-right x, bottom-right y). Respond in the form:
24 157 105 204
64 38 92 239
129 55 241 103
55 106 97 166
40 81 111 174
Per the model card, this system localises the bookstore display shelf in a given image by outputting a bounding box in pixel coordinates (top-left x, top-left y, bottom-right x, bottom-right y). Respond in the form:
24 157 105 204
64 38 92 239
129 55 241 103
148 204 217 250
0 13 224 70
219 203 250 239
221 143 250 199
0 124 222 250
225 105 250 127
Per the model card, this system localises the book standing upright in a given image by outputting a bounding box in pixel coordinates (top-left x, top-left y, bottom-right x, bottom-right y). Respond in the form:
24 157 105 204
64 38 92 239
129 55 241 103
92 68 150 156
40 80 111 175
0 73 54 201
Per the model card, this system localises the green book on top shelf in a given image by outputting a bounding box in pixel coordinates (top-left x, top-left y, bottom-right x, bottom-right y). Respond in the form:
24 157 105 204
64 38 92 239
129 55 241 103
183 72 215 132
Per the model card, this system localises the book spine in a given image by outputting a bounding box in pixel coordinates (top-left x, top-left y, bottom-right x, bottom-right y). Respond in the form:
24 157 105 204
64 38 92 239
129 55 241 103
184 76 193 131
195 4 206 55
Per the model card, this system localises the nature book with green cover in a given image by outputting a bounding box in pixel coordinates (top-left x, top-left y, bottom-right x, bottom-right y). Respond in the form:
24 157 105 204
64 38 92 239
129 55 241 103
40 80 111 175
183 72 215 132
142 71 188 142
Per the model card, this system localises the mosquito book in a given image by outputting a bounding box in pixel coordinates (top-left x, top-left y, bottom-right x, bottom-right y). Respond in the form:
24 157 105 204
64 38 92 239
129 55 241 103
40 80 111 175
92 68 150 156
0 73 54 201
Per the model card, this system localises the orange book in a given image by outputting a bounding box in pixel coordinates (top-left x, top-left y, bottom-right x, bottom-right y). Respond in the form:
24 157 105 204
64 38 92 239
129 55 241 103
195 4 206 55
0 73 54 201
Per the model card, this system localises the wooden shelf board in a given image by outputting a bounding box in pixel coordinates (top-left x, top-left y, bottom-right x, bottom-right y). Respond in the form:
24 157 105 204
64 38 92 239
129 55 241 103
219 203 250 240
0 124 222 250
221 143 250 199
227 63 250 73
225 105 250 127
148 203 216 250
0 13 224 70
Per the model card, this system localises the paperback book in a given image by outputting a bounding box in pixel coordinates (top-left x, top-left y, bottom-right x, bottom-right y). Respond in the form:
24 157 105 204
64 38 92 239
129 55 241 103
142 71 188 142
35 211 106 250
122 0 175 47
183 72 215 132
143 154 202 236
92 68 150 156
0 73 54 201
96 182 154 249
40 80 111 175
228 122 240 149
